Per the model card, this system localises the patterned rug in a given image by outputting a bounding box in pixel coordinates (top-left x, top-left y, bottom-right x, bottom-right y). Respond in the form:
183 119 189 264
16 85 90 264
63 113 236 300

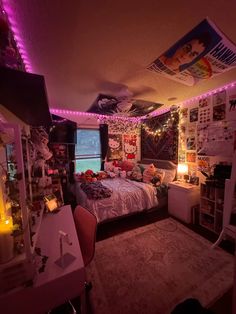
87 218 234 314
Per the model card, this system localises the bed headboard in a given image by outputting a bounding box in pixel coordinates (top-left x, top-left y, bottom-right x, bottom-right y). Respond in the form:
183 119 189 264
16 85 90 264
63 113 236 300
139 159 177 171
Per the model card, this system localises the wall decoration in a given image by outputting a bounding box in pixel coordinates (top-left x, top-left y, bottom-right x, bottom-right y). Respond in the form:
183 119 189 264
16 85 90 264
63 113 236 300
199 96 211 124
189 108 198 123
179 108 188 122
197 156 210 172
98 116 140 134
178 150 186 162
141 110 179 162
226 93 236 121
87 94 162 117
107 134 123 161
123 134 138 160
186 136 196 150
147 18 236 86
186 152 196 163
212 90 226 121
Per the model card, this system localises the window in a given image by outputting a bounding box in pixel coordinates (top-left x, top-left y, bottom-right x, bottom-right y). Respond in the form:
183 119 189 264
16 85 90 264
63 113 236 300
75 129 101 173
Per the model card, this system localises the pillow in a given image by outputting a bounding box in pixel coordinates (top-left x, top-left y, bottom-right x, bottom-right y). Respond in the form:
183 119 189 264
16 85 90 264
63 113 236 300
104 161 114 171
161 168 176 184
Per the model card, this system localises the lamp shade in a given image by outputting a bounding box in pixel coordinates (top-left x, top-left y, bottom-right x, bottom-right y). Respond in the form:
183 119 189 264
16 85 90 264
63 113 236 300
177 163 188 175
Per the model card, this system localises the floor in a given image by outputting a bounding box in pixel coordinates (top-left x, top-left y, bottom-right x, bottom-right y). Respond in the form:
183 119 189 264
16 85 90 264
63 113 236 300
51 206 235 314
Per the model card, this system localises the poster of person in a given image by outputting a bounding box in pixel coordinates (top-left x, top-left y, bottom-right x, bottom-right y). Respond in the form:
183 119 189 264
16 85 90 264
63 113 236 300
189 108 198 123
107 134 123 161
147 18 236 86
87 94 162 117
123 134 138 160
186 152 196 163
186 136 196 150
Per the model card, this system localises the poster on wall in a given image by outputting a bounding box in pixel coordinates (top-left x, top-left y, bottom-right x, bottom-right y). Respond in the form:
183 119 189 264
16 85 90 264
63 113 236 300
178 150 186 162
197 156 210 172
186 152 196 163
186 136 196 150
226 93 236 121
199 97 211 124
107 134 123 161
123 134 138 160
189 108 198 123
212 90 226 121
147 18 236 86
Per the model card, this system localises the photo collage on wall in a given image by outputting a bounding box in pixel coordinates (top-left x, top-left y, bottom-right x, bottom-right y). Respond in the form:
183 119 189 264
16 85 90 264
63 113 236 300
178 85 236 179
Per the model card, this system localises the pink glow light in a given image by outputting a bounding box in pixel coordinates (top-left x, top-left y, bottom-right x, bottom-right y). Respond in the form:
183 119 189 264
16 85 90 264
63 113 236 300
1 0 33 72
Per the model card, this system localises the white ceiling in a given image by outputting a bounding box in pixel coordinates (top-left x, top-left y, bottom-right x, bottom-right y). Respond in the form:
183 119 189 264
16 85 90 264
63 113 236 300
4 0 236 116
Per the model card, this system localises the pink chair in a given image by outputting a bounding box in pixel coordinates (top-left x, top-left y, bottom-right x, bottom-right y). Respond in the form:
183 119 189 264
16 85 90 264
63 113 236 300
73 205 97 289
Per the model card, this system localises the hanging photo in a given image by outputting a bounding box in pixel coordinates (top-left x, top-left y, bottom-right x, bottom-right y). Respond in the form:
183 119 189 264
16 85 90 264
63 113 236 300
107 134 123 161
178 150 186 162
189 108 198 123
186 152 196 163
186 136 196 150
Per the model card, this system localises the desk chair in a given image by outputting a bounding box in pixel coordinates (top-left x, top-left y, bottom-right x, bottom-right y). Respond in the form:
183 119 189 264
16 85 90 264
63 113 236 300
73 205 97 289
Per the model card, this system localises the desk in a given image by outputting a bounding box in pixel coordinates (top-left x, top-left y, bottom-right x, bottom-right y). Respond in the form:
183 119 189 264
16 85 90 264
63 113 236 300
0 205 86 314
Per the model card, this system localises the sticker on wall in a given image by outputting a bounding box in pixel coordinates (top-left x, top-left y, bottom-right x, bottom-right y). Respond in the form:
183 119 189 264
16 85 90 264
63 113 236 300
123 134 138 160
147 18 236 86
186 152 196 163
189 108 198 123
107 134 123 161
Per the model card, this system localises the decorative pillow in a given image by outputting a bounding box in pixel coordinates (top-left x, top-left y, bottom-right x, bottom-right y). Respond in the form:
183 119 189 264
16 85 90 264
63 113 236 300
130 165 143 181
161 168 176 184
120 170 126 178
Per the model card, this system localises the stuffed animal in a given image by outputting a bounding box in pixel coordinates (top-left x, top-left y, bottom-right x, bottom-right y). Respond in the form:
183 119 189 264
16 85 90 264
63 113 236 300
143 164 157 183
130 165 143 181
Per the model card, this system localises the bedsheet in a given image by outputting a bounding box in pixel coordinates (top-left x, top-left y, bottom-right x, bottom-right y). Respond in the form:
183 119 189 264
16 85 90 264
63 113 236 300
75 178 159 223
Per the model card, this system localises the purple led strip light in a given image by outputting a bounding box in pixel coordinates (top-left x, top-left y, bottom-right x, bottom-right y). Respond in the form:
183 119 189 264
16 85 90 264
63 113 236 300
1 0 33 72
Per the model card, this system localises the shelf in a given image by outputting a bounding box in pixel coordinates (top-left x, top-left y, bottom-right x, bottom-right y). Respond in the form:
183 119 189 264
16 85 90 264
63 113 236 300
200 210 214 217
200 221 215 232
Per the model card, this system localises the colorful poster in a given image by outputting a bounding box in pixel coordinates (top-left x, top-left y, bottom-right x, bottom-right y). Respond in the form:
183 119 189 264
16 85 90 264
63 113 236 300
197 156 210 172
178 150 186 162
123 134 138 160
186 152 196 163
107 134 123 161
186 136 196 150
147 18 236 86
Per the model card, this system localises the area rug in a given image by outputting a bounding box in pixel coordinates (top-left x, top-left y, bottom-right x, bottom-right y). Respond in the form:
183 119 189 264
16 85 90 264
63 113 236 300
86 218 234 314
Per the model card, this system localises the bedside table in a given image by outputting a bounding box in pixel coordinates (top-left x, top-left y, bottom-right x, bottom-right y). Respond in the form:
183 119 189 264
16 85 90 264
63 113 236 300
168 181 200 223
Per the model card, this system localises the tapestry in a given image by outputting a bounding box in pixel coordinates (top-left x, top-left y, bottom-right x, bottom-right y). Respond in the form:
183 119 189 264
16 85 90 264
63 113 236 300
141 110 179 162
147 18 236 86
123 134 138 160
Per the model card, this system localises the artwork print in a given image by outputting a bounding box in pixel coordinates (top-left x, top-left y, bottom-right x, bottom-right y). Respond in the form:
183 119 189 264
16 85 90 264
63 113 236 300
213 90 226 121
199 97 211 124
147 18 236 86
87 94 162 117
226 94 236 121
186 152 196 163
189 108 198 123
186 136 196 150
123 134 138 160
107 134 123 161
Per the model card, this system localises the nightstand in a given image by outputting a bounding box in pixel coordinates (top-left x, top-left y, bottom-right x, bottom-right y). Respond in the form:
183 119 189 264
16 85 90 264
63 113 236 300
168 181 200 223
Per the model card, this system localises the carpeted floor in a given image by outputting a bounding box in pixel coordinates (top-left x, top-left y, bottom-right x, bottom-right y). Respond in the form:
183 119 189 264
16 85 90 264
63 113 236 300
87 217 234 314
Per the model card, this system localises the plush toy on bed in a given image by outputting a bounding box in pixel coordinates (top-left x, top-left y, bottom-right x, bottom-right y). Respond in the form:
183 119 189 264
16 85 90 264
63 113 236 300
143 164 157 183
130 165 143 181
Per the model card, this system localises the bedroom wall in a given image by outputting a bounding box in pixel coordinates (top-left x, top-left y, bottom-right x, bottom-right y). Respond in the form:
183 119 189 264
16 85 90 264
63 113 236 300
178 84 236 181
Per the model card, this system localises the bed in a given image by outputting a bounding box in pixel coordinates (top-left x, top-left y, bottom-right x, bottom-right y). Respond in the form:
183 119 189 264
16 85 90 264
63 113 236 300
74 159 177 223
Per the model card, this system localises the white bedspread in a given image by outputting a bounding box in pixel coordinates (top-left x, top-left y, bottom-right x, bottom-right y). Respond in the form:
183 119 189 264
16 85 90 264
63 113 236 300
75 178 158 223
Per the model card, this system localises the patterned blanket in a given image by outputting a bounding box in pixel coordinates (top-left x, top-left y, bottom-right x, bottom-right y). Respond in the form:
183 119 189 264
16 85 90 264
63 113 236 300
80 181 112 200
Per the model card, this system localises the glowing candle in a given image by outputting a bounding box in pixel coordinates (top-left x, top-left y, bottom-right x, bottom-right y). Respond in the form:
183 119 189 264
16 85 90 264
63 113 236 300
0 216 14 264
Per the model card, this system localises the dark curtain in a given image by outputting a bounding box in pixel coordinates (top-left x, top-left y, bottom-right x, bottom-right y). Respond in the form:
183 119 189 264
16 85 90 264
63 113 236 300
99 124 109 170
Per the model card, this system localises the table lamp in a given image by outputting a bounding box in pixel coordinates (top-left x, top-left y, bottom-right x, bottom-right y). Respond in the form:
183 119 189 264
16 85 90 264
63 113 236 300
177 163 188 182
